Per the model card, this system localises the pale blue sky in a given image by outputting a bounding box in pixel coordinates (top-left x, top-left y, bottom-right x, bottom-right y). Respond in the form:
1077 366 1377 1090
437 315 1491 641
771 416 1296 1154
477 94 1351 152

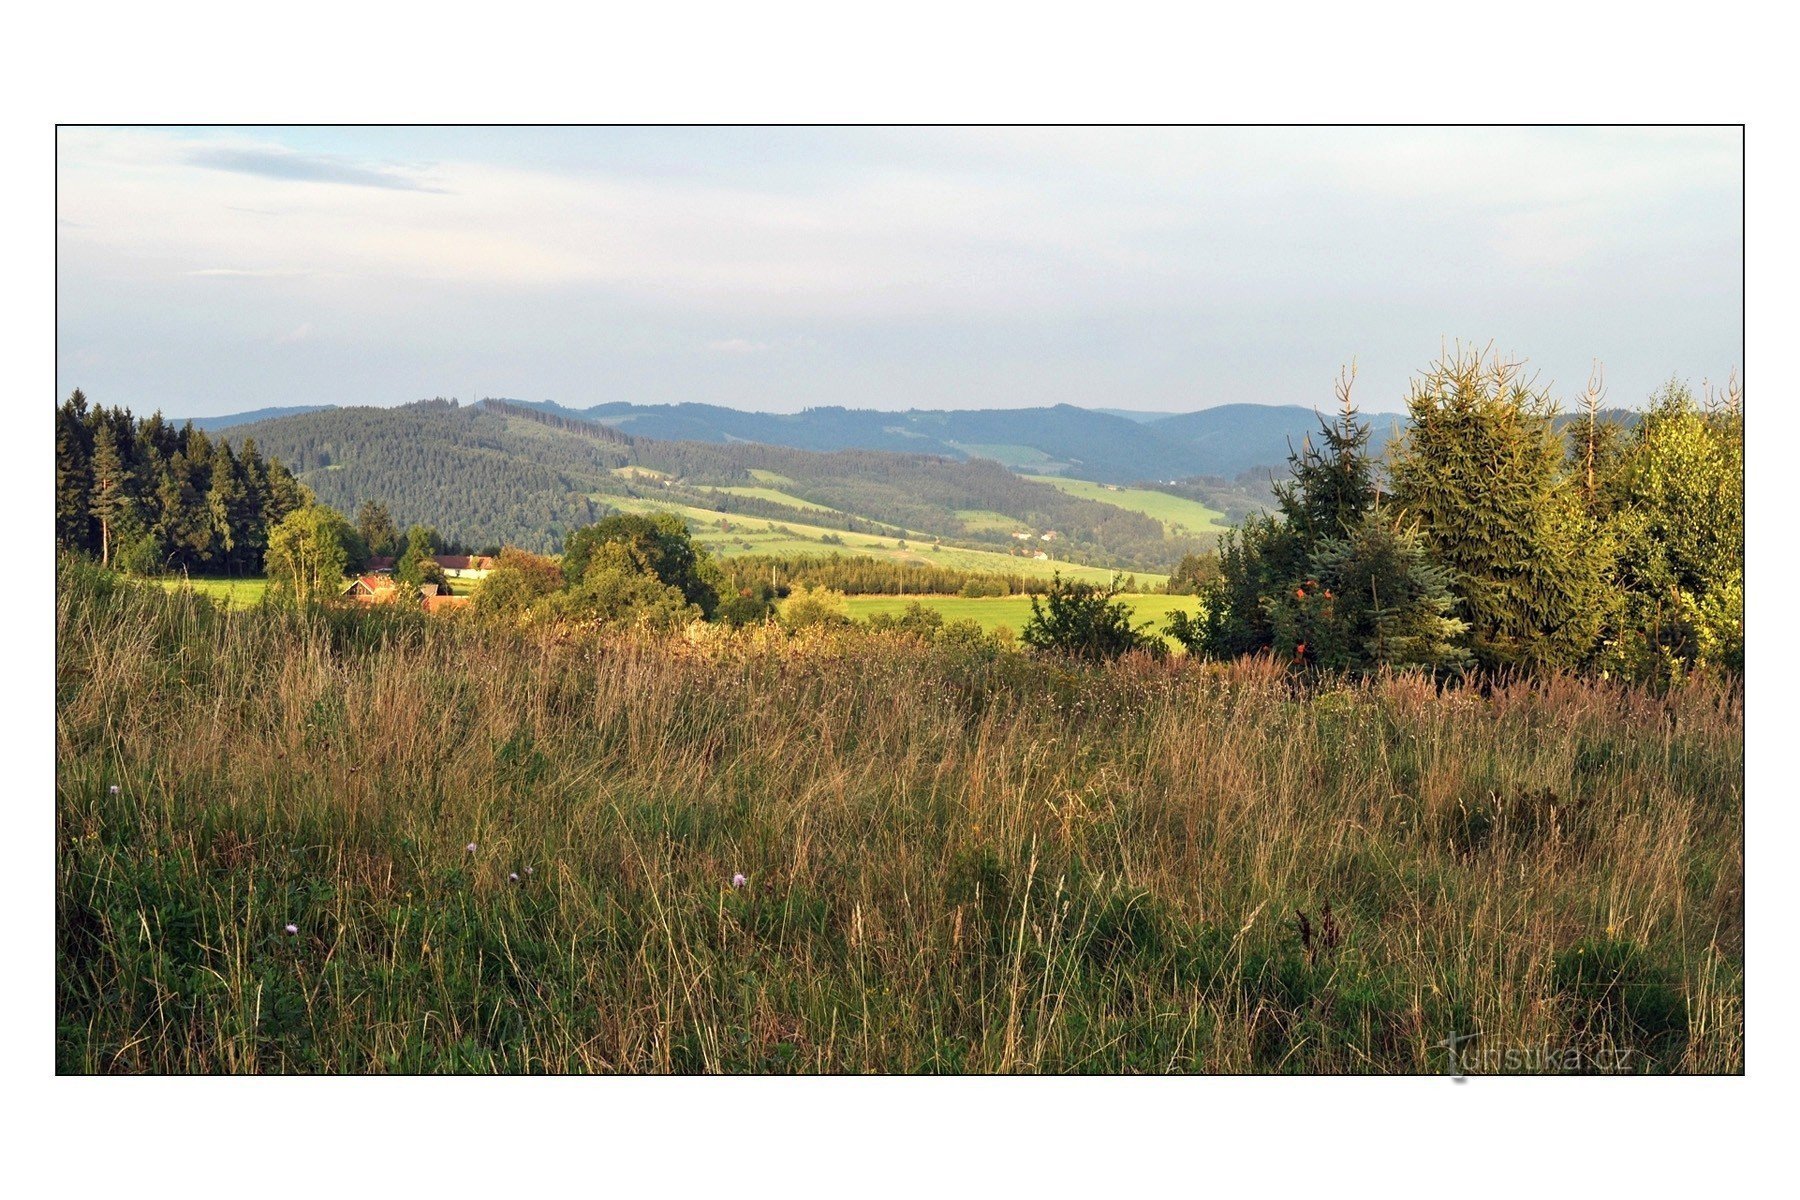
56 126 1742 418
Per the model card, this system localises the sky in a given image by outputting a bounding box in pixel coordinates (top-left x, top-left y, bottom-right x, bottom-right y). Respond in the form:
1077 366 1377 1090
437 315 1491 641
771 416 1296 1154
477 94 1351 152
55 126 1743 418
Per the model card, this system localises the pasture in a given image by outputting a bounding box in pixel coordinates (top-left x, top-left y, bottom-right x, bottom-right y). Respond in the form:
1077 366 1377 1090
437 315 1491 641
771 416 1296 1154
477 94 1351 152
1023 475 1230 536
155 575 269 609
844 592 1203 645
606 495 1153 586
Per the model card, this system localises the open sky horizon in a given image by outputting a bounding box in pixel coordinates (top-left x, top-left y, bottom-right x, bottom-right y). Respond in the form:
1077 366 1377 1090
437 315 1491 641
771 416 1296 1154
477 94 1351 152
57 126 1743 419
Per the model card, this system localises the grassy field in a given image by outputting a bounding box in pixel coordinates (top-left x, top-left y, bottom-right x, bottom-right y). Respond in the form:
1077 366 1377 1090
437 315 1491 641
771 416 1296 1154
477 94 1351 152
707 485 841 514
845 592 1202 645
155 575 270 609
1024 475 1230 536
607 495 1156 586
57 563 1743 1073
954 508 1029 535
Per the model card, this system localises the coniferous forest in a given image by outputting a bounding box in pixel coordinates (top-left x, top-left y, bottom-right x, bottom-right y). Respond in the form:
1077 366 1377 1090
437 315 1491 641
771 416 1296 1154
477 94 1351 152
55 389 311 575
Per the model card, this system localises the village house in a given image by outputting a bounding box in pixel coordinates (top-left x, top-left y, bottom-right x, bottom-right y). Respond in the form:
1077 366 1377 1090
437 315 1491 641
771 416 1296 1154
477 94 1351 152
340 575 469 613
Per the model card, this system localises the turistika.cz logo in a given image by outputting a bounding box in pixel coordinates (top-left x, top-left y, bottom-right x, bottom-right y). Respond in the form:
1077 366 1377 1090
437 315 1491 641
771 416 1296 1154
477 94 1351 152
1434 1032 1634 1079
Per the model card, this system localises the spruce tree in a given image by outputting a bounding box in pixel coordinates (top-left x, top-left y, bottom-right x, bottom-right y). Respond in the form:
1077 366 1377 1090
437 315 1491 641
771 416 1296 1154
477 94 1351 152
88 419 133 567
207 443 251 572
1387 346 1608 672
55 390 94 552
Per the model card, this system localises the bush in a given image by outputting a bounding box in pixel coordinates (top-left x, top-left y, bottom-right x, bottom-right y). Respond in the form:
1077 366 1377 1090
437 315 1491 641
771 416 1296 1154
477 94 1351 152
1021 574 1161 661
471 548 564 622
780 584 852 630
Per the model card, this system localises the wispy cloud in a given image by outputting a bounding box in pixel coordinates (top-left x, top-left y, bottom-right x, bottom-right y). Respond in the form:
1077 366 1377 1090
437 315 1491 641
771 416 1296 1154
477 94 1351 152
55 127 1742 417
183 145 447 193
275 322 313 344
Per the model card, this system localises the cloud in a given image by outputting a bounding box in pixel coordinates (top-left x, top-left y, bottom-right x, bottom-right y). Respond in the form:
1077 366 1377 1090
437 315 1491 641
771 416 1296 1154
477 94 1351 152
55 127 1742 417
183 145 447 193
275 323 313 344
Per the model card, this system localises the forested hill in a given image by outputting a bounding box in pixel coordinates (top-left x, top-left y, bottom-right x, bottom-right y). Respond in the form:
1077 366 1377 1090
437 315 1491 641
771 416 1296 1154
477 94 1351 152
224 398 1195 567
485 398 1405 481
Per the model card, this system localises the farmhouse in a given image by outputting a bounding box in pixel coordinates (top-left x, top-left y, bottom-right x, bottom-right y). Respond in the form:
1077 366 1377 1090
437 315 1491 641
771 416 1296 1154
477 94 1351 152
342 574 401 602
341 575 469 614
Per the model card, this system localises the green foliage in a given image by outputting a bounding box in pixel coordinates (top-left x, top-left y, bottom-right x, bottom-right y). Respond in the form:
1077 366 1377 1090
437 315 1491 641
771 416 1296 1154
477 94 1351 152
1279 514 1469 673
1021 573 1161 660
1388 348 1608 672
865 600 946 636
356 501 401 559
1165 551 1221 595
543 551 703 630
1177 382 1400 665
1593 381 1743 683
471 548 565 621
563 513 721 617
265 504 364 601
715 583 779 627
53 391 310 575
779 584 852 630
395 526 448 589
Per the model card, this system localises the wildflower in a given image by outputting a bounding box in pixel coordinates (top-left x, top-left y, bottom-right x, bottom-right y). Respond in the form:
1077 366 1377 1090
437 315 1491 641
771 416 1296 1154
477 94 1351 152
466 842 478 854
732 873 747 889
523 866 534 876
509 872 520 883
284 923 298 935
1295 588 1305 600
1295 643 1307 657
108 785 120 795
1323 589 1333 600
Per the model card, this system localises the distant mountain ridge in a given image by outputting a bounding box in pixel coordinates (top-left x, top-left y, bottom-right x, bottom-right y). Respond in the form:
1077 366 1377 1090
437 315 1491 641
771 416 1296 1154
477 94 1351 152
185 404 339 431
476 397 1403 482
177 398 1634 487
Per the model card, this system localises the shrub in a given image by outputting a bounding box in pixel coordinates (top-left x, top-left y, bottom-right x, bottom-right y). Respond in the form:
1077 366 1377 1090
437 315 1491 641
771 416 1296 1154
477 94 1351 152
780 584 852 630
1021 573 1161 661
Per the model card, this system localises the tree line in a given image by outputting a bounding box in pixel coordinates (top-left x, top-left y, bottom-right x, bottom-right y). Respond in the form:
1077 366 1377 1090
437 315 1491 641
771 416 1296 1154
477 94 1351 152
55 390 310 574
1165 348 1743 685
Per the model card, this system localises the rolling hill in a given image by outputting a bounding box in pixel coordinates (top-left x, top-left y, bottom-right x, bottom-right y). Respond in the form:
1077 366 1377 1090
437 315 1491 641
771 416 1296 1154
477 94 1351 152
481 397 1394 483
223 399 1212 574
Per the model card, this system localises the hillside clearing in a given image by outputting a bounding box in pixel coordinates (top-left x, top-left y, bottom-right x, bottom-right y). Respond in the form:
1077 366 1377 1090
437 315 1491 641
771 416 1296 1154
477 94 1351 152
1024 474 1231 536
605 495 1159 586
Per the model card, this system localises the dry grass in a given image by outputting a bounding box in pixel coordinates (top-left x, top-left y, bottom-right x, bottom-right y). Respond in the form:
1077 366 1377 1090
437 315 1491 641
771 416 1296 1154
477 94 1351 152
55 561 1743 1073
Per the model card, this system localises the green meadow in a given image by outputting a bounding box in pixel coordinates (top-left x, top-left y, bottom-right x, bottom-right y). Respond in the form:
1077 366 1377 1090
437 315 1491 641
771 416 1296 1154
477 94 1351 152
1023 475 1231 536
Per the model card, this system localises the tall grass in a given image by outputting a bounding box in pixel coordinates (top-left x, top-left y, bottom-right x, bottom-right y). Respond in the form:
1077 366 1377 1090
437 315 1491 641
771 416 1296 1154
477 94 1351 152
56 558 1743 1073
